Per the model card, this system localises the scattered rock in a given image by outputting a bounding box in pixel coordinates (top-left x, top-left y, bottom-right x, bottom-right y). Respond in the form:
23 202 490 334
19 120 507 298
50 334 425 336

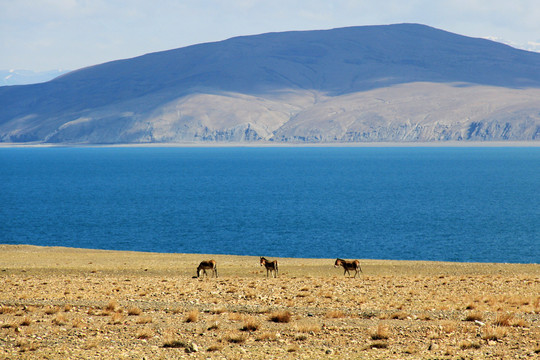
185 342 198 353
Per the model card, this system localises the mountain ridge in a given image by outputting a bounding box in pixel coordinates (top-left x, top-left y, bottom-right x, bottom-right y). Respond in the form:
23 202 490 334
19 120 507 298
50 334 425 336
1 23 539 144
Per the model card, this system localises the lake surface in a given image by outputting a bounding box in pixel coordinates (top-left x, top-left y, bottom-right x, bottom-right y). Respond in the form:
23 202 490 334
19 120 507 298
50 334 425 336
1 147 538 263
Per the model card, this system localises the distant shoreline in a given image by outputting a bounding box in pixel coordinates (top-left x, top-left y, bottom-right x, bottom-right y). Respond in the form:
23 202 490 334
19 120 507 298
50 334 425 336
1 141 539 148
1 244 538 266
1 244 539 272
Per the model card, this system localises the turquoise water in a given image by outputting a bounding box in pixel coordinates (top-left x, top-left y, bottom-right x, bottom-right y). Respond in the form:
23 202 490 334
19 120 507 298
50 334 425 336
1 147 538 263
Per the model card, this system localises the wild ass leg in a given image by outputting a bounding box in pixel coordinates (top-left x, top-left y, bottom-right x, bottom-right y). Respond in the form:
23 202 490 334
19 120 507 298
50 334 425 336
354 262 362 277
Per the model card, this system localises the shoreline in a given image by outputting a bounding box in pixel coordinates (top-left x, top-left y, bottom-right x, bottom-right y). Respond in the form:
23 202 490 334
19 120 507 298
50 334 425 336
2 243 539 263
1 140 539 148
1 245 538 277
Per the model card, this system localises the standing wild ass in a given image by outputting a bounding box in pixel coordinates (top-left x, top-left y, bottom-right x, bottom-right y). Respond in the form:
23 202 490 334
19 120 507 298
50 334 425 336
260 257 278 278
334 258 362 278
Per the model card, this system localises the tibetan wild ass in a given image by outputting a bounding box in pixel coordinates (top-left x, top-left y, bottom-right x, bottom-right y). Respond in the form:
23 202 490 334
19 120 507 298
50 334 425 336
197 260 218 278
260 257 278 278
334 258 362 278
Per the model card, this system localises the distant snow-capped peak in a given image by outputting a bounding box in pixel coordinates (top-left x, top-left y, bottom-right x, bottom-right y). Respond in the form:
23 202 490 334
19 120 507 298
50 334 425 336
483 36 540 53
0 69 70 86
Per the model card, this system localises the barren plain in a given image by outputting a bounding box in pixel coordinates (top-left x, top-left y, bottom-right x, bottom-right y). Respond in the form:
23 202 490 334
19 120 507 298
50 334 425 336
0 245 539 359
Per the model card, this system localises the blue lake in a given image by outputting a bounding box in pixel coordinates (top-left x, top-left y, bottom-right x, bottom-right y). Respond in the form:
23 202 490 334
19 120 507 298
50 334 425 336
1 146 538 263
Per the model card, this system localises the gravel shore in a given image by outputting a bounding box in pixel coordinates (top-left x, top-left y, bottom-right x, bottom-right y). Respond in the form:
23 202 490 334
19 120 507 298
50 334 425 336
1 245 539 359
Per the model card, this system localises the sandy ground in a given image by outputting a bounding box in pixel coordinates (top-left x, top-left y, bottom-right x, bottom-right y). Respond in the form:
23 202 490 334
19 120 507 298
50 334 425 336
0 245 538 359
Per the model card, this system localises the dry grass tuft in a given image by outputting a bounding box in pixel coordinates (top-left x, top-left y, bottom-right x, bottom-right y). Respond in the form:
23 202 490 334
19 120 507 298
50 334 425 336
16 340 39 352
427 329 441 340
460 340 482 350
109 312 124 325
83 340 98 350
1 321 18 329
244 290 257 299
20 317 32 326
287 345 300 352
170 307 183 315
207 344 223 352
482 325 507 341
493 312 513 327
52 314 67 326
240 316 260 331
210 306 226 314
389 311 409 320
294 320 321 333
367 341 388 349
185 309 199 323
135 328 154 339
441 320 458 334
403 344 417 354
127 307 142 316
163 338 186 348
136 316 153 324
226 332 247 344
0 306 16 314
228 312 243 321
464 311 483 322
105 300 120 312
72 317 84 328
44 306 60 315
370 323 390 340
510 317 528 327
256 331 278 341
269 311 292 323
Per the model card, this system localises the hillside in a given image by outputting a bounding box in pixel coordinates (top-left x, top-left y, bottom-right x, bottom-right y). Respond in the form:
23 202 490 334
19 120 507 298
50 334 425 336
1 23 539 144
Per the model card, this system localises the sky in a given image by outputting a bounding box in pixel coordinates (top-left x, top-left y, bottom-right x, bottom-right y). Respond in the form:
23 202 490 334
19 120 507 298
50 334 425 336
2 0 540 72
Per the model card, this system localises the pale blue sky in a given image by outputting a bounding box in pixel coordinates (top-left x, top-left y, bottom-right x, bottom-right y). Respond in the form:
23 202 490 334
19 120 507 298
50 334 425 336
2 0 540 71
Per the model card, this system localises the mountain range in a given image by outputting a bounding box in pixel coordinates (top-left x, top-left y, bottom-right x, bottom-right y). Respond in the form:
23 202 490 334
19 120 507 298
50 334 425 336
1 23 539 144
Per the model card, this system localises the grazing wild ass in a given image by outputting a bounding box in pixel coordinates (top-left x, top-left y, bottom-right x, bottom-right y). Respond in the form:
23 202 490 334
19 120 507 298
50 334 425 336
260 257 278 278
197 260 218 278
334 258 362 278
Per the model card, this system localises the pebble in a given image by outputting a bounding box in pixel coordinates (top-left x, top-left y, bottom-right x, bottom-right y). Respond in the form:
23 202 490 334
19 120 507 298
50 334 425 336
185 342 198 353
